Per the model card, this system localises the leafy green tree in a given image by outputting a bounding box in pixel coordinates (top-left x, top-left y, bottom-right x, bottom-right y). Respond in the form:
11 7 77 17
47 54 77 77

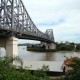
64 57 80 80
0 57 54 80
33 65 49 79
76 44 80 51
56 42 75 51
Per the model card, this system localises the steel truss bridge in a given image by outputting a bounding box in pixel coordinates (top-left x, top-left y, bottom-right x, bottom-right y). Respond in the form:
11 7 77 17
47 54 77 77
0 0 54 43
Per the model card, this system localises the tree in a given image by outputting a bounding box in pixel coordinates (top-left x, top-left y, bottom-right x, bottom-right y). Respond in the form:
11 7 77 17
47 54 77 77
0 57 53 80
64 57 80 80
76 44 80 51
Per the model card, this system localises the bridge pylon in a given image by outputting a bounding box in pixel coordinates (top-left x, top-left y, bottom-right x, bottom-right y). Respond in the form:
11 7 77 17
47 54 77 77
41 29 56 50
6 36 18 57
41 42 56 50
0 36 18 57
45 43 56 50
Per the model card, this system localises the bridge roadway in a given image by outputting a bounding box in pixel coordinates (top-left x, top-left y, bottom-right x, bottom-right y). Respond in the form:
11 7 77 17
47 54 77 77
0 28 53 43
0 0 56 57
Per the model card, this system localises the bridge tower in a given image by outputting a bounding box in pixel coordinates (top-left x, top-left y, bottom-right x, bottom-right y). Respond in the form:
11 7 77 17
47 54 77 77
41 29 56 50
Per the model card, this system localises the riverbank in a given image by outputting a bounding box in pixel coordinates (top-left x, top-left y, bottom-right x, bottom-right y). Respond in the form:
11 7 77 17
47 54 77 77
0 57 65 80
27 47 56 52
23 61 64 76
27 47 80 52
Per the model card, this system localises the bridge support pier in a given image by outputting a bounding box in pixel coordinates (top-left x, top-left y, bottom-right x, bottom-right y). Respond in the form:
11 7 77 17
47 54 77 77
41 42 56 50
0 37 18 57
6 37 18 57
45 43 56 50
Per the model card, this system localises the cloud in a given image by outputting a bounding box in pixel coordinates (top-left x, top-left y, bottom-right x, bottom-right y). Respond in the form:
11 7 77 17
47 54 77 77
22 0 80 43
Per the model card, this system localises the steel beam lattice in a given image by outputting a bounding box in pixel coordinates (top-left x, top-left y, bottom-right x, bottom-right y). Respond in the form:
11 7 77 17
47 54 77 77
0 0 54 42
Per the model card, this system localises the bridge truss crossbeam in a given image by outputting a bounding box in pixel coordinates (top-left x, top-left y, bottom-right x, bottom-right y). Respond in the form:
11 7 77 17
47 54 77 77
0 0 54 42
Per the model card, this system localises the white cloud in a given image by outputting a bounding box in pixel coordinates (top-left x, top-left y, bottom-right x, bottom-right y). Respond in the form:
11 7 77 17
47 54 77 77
21 0 80 43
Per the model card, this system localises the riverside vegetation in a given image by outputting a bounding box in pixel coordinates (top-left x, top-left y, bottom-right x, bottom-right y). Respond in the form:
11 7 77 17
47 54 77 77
26 42 80 52
56 42 80 51
0 56 52 80
0 56 80 80
0 56 61 80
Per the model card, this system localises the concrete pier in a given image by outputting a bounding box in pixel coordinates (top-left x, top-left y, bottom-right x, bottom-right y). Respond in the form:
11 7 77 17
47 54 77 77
6 37 18 57
0 37 18 57
45 43 56 50
41 42 56 50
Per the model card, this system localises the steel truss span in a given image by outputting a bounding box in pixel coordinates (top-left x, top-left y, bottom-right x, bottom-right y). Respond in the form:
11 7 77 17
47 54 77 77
0 0 54 43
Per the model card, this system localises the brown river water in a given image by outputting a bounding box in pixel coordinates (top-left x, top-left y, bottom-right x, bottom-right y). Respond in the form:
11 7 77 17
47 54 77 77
18 46 80 61
1 46 80 71
0 46 80 61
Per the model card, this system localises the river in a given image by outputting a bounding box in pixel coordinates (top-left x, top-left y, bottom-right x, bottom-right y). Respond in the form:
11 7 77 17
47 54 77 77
0 46 80 61
0 46 80 71
18 46 80 61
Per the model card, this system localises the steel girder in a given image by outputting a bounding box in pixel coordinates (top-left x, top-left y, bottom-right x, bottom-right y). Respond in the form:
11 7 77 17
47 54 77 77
0 0 54 42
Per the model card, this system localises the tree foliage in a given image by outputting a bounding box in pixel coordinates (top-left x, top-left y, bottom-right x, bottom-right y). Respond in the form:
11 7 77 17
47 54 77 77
76 44 80 51
0 57 53 80
56 42 75 51
64 57 80 80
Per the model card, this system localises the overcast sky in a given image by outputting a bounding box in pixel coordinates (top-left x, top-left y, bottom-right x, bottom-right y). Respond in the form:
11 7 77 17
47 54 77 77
19 0 80 43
